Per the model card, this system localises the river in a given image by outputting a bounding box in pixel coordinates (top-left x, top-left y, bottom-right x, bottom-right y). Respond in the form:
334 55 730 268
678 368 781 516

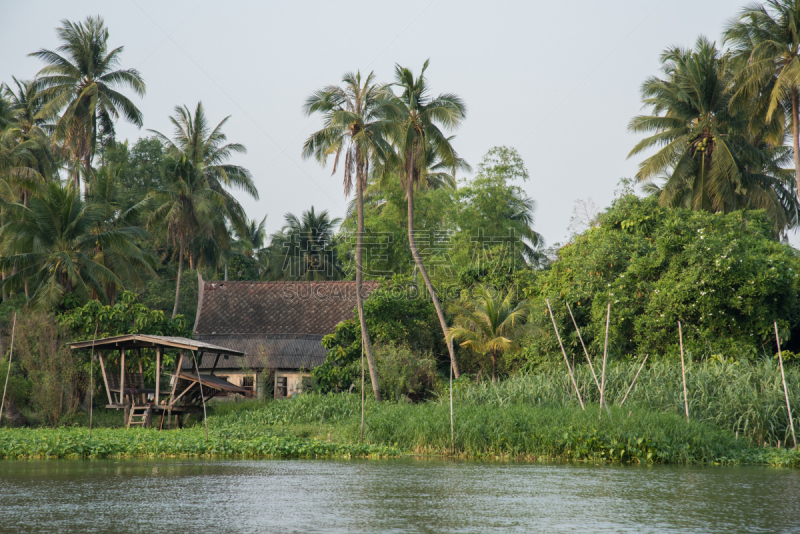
1 458 798 533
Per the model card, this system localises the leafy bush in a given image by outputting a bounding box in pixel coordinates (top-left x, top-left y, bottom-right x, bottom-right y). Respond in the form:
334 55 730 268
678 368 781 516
525 194 800 361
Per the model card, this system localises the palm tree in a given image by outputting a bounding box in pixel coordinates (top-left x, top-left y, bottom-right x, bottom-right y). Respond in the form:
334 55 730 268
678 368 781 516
628 37 798 228
149 102 257 231
384 59 467 378
446 287 535 383
0 181 153 310
302 71 393 401
724 0 800 202
266 207 343 281
148 152 227 318
234 215 268 257
30 16 145 192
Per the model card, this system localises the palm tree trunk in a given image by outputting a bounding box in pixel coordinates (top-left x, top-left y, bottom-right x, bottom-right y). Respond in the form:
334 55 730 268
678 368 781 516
173 236 185 319
793 88 800 203
356 169 381 401
491 352 497 383
406 178 461 378
83 153 91 198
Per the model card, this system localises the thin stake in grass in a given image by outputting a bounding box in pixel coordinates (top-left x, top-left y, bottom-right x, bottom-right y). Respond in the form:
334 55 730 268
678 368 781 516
361 342 365 444
566 301 610 415
678 321 689 422
599 303 610 420
774 322 797 450
0 313 17 426
619 354 648 407
546 299 584 410
450 358 454 455
89 322 99 439
192 351 209 441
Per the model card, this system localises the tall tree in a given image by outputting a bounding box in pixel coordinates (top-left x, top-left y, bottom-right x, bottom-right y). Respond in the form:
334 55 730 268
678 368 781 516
266 207 343 281
149 102 257 231
724 0 800 202
302 71 393 401
628 36 798 231
0 181 153 310
384 60 467 378
446 286 534 382
30 16 145 192
148 152 227 318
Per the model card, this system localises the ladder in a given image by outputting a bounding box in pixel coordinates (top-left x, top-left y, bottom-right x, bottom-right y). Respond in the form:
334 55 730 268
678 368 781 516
127 405 151 428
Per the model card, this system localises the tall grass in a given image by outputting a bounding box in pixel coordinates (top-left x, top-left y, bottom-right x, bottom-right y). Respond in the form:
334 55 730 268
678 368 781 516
451 360 799 445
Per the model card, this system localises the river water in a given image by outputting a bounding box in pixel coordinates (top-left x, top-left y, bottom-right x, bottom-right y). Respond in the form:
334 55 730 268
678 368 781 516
1 458 798 533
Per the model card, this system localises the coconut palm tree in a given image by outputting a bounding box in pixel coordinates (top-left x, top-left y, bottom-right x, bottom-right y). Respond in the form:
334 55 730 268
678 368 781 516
266 207 343 281
30 16 145 192
383 59 467 378
446 286 535 383
628 36 798 229
148 152 228 318
149 102 257 231
724 0 800 202
0 181 153 310
302 71 393 401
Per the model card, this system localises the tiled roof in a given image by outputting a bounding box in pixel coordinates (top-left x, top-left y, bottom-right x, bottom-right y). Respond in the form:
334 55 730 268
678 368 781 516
183 334 327 370
194 279 381 335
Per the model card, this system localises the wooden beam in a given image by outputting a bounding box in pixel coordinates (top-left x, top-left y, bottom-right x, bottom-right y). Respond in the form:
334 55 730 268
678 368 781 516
171 381 197 405
98 352 113 405
155 347 162 405
210 353 221 375
169 351 184 407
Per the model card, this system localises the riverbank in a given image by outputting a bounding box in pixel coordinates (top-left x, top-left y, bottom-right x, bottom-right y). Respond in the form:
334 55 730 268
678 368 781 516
1 392 798 466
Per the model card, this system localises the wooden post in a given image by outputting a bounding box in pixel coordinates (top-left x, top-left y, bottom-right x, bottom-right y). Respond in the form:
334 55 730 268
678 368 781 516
137 348 144 404
546 299 585 410
774 322 797 450
120 348 126 407
168 351 184 428
88 323 98 439
360 343 365 443
192 351 208 442
619 354 648 407
0 313 17 426
155 347 162 406
599 303 611 420
566 302 610 415
98 352 113 405
210 353 221 375
678 321 689 422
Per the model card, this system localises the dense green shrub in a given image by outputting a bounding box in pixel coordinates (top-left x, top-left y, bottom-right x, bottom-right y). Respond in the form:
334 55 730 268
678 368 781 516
525 194 800 361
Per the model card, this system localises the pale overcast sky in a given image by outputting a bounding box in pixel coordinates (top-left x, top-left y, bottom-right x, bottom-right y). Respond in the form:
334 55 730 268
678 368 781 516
4 0 779 246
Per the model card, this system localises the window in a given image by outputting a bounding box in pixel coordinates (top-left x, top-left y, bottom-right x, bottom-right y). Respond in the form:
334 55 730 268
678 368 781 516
242 376 255 391
276 376 288 397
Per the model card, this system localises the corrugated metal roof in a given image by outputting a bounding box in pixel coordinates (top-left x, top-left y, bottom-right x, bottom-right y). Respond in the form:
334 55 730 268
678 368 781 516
69 334 244 356
184 334 327 370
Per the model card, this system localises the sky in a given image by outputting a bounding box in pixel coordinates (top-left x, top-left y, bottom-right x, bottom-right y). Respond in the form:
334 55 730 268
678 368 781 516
2 0 776 247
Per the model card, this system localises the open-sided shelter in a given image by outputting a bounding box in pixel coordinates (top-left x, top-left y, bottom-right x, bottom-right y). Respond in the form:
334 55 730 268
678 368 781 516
69 334 248 428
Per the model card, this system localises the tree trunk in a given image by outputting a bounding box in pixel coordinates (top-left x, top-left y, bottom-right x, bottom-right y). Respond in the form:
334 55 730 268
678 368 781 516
189 250 195 270
173 236 185 319
83 153 92 199
406 177 460 378
491 353 497 383
793 88 800 204
356 168 382 401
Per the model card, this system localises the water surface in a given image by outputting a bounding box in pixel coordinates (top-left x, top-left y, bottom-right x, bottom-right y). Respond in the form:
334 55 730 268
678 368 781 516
1 458 798 533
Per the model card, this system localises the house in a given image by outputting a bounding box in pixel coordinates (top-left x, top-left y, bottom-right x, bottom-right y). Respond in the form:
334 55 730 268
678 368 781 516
188 274 380 399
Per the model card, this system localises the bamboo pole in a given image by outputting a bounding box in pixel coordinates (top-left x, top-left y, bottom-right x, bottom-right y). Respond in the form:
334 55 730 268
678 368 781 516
678 321 689 422
192 351 208 441
774 322 797 450
566 302 610 415
619 354 648 407
450 358 454 455
360 342 365 444
88 323 98 439
599 303 611 420
0 313 17 426
546 299 585 410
